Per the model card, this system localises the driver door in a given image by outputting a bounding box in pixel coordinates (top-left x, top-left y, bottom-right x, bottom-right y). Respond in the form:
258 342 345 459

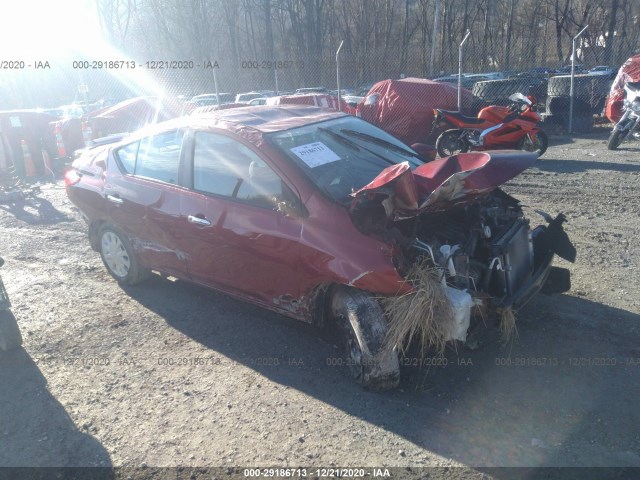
179 130 305 312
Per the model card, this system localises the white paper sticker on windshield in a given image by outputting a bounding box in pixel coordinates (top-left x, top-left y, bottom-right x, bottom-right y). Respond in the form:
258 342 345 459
290 141 341 168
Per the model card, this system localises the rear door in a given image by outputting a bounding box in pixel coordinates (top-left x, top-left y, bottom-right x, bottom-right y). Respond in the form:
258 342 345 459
179 130 304 309
104 129 188 276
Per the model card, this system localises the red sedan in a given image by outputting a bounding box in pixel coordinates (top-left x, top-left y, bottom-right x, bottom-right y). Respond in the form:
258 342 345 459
65 105 574 390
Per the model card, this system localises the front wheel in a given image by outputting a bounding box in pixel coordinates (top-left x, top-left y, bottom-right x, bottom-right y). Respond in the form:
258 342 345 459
0 310 23 351
435 130 470 158
518 131 549 156
330 287 400 391
607 129 625 150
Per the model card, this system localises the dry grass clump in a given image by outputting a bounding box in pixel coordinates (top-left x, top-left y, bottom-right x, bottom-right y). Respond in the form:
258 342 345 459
498 306 518 344
381 262 454 357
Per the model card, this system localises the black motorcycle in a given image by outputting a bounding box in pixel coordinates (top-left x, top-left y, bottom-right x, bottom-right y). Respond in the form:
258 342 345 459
0 256 22 351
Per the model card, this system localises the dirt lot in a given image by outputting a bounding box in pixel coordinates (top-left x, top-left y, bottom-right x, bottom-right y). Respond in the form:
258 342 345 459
0 130 639 476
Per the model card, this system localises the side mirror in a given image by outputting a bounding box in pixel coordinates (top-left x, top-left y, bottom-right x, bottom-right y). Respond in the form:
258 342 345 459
411 143 437 162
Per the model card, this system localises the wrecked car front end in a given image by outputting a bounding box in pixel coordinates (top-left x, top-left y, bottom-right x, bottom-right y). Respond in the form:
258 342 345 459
350 150 576 343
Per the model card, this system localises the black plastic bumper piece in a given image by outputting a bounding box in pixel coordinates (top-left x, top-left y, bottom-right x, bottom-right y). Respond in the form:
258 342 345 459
496 250 555 309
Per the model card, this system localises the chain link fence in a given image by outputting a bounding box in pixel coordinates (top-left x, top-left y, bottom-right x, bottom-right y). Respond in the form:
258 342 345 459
1 0 639 181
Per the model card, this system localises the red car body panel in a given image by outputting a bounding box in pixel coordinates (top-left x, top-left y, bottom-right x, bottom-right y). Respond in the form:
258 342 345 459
606 55 640 123
67 106 414 323
357 78 475 145
352 150 538 217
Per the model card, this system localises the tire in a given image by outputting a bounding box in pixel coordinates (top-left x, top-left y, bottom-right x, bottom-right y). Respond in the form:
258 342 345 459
330 287 400 391
518 131 549 156
546 96 591 116
607 129 624 150
472 78 533 104
436 130 470 158
0 310 23 351
98 225 149 285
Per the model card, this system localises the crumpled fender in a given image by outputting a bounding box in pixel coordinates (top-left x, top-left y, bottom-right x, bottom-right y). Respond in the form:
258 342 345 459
352 150 538 218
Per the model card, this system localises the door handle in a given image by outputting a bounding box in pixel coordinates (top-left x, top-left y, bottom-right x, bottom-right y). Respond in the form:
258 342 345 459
106 194 123 205
187 215 211 226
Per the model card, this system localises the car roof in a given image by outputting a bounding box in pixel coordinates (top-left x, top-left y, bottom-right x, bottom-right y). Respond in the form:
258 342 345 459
114 105 347 146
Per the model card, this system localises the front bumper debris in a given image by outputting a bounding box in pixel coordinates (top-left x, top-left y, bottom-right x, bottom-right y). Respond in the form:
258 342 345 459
496 213 575 309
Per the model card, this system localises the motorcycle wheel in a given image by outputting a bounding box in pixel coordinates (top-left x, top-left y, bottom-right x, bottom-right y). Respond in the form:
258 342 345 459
607 129 624 150
0 310 23 351
436 130 470 158
518 131 549 156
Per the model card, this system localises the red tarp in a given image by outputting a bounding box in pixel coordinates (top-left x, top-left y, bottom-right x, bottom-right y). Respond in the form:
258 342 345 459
85 96 186 140
356 78 475 146
606 55 640 123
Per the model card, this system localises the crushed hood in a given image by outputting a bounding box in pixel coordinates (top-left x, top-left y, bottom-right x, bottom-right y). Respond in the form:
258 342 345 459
351 151 538 218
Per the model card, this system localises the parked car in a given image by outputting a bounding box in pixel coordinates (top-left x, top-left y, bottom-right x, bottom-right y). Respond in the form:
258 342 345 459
191 93 236 106
266 94 356 114
588 66 615 78
65 105 574 390
517 67 557 78
556 64 587 74
342 95 364 108
433 74 489 90
247 98 268 106
295 87 329 95
235 91 276 103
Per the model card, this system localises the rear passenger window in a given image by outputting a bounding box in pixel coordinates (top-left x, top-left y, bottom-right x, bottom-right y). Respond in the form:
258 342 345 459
115 141 139 174
135 130 184 184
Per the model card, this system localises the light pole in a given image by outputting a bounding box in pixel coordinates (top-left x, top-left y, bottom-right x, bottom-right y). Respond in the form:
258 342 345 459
336 40 344 111
458 30 471 112
569 25 588 133
213 66 220 107
429 0 441 78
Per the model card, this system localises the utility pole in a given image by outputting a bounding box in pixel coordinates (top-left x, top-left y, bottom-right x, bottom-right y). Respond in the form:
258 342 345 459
429 0 441 77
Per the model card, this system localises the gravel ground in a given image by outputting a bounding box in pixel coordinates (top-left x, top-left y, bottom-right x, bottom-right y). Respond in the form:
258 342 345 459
0 130 639 477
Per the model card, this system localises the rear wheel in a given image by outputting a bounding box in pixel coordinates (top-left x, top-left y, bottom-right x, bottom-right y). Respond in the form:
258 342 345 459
607 129 625 150
330 287 400 391
0 310 22 351
435 130 470 157
518 130 548 156
99 225 149 285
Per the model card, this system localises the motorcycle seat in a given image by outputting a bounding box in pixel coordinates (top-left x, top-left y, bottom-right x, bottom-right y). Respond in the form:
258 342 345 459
436 109 487 125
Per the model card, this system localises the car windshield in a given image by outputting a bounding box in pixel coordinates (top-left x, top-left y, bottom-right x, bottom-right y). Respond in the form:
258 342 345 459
267 116 423 203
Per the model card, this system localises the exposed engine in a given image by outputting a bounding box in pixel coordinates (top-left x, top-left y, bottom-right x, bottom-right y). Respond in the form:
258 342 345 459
406 189 532 302
352 188 537 307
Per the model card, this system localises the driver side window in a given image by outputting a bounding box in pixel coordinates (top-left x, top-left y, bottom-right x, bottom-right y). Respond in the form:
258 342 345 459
192 132 296 210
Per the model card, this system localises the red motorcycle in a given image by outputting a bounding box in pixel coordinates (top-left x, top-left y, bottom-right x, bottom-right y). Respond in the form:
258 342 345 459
433 93 548 158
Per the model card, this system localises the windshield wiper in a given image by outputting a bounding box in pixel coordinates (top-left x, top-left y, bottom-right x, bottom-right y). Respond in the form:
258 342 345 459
339 129 421 159
318 126 398 166
317 127 361 151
